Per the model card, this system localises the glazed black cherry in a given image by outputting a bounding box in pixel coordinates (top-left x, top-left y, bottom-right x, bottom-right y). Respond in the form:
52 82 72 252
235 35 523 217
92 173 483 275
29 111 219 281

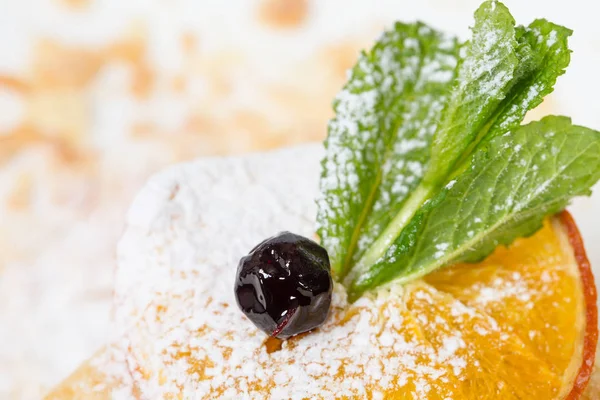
234 232 332 339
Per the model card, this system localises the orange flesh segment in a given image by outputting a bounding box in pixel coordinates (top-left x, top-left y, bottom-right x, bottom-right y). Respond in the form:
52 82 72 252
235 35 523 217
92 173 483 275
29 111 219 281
404 283 559 398
370 215 591 398
425 217 585 397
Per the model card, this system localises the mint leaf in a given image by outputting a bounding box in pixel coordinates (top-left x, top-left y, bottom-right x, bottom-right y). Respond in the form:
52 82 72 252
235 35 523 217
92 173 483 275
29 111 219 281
423 0 523 187
486 20 572 139
353 2 573 271
426 9 573 185
316 23 460 279
348 116 600 299
445 20 573 179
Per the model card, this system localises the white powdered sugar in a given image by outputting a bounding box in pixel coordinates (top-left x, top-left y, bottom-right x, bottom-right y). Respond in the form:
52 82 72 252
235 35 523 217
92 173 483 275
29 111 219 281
474 272 534 307
457 15 515 107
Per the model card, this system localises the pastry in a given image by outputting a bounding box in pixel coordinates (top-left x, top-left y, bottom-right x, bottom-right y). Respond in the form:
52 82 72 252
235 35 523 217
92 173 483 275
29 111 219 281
44 145 598 398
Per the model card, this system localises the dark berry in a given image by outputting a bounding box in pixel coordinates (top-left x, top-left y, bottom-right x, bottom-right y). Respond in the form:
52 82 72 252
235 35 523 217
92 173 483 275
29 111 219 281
234 232 332 339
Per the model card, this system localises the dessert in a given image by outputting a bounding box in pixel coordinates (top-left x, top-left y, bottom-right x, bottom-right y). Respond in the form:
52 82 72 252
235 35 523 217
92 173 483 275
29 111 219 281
46 1 600 398
45 146 598 398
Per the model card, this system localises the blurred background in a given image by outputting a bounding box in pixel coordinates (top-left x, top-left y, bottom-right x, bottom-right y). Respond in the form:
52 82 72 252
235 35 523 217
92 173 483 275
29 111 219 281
1 0 599 398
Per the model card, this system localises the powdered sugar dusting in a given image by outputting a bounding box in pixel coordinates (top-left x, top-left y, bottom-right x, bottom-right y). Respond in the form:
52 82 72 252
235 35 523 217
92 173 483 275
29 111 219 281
60 144 587 398
456 3 515 107
107 145 529 398
475 273 534 307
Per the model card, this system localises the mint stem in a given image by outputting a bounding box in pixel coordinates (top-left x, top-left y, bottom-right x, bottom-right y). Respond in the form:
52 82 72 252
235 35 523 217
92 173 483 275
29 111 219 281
351 185 433 277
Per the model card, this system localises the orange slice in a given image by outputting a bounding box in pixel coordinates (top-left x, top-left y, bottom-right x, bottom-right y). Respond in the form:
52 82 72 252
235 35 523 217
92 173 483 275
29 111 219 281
421 211 597 398
45 211 598 399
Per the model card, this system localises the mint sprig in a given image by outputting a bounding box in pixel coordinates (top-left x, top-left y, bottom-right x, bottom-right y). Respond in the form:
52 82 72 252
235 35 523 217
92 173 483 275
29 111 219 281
348 116 600 298
317 0 600 300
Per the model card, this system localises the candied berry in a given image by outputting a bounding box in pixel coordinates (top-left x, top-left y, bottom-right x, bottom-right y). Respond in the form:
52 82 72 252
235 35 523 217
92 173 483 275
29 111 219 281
234 232 332 339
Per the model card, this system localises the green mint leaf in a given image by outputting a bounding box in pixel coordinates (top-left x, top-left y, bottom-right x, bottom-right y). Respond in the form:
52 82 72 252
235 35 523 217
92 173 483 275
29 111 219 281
486 20 572 139
348 116 600 299
353 2 573 273
422 6 572 187
444 19 572 180
423 0 523 187
316 22 460 279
